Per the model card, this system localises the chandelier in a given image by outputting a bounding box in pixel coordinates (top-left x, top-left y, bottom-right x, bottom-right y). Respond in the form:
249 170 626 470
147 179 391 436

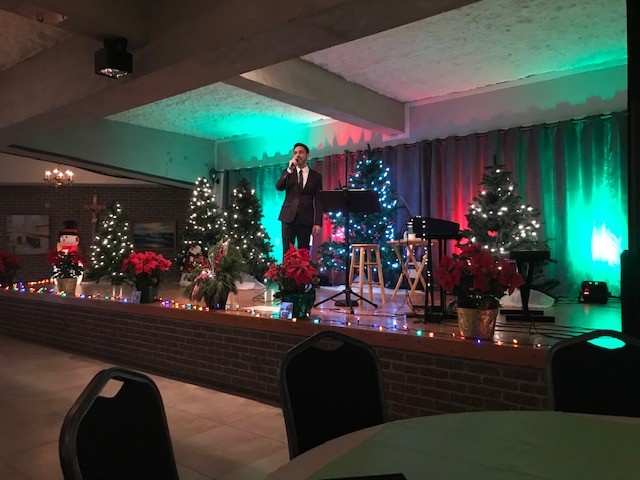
44 168 74 187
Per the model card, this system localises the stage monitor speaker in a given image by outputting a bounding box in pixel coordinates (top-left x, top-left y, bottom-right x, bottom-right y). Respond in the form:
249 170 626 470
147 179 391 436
579 280 609 304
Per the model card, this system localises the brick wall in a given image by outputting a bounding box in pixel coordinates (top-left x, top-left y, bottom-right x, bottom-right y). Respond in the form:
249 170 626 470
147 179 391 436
0 292 548 419
0 185 190 282
381 349 547 418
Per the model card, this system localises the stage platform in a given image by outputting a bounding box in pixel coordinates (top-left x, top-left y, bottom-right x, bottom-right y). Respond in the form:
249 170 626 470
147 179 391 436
0 281 621 420
142 281 620 350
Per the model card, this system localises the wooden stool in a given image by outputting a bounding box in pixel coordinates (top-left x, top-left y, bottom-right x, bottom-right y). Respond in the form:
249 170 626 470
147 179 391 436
348 244 386 305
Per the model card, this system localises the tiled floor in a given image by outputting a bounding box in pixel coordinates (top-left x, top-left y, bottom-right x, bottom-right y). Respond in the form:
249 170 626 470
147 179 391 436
0 335 290 480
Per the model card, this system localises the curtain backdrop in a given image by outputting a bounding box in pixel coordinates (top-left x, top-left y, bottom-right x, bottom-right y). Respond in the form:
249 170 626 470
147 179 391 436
225 111 627 295
427 111 627 296
226 146 431 264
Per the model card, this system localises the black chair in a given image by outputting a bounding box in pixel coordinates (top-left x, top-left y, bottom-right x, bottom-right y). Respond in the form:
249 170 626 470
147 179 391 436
279 330 388 459
59 367 179 480
546 329 640 417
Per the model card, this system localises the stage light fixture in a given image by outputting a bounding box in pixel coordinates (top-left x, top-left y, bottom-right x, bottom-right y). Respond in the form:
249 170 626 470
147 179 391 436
95 37 132 79
578 280 610 304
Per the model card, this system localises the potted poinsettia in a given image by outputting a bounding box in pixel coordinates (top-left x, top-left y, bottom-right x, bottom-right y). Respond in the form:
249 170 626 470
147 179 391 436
121 251 172 303
47 249 84 295
0 251 21 288
264 244 319 318
434 242 523 339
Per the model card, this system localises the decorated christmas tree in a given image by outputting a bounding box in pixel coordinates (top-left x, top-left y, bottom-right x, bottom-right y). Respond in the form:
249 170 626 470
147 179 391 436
179 177 226 258
463 157 558 292
86 202 133 283
463 157 548 254
226 177 276 279
318 146 400 284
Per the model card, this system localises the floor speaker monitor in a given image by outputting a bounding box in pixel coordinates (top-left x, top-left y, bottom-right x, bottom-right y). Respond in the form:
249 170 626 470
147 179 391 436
579 281 609 304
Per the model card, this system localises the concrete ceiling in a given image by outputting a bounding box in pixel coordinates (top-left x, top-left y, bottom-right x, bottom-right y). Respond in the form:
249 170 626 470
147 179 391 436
0 0 627 181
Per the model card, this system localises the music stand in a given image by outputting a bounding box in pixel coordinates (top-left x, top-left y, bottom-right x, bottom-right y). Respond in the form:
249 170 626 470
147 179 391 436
504 250 555 323
314 189 381 314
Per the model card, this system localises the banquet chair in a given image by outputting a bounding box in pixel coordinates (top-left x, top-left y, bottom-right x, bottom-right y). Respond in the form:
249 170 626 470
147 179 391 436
59 367 179 480
546 329 640 417
279 330 388 459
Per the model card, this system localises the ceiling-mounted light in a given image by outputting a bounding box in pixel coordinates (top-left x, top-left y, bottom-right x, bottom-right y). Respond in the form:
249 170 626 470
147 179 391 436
95 37 132 79
44 168 74 187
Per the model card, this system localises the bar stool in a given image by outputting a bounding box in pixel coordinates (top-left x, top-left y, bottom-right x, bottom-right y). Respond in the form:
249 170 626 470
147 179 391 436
348 244 386 305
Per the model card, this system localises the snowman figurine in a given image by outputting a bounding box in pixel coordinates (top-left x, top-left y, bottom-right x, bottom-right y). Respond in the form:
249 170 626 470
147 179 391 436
179 244 203 287
57 220 83 283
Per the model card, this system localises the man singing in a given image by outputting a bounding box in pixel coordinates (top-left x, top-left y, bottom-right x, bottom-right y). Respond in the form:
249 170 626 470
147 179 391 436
276 142 323 255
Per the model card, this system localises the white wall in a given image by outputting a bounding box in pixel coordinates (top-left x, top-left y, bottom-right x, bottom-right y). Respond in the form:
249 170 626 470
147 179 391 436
11 120 216 185
215 63 627 170
0 153 155 185
407 63 626 140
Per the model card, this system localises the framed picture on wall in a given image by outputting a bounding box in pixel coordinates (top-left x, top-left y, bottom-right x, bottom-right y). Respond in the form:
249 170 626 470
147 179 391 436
133 221 176 249
6 215 50 254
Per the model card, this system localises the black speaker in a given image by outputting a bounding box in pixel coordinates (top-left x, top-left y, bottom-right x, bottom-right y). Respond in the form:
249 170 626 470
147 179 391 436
579 281 609 304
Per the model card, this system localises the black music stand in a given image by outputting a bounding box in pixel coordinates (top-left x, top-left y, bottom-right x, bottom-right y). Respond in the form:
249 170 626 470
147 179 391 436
504 250 555 323
314 189 381 314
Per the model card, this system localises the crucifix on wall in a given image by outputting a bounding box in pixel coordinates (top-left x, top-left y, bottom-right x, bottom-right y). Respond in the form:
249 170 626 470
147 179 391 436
84 194 105 239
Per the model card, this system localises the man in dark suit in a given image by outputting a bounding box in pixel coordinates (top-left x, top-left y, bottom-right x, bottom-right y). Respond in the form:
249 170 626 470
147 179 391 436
276 142 323 255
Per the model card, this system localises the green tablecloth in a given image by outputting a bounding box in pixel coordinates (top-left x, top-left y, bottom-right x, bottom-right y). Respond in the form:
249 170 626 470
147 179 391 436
310 411 640 479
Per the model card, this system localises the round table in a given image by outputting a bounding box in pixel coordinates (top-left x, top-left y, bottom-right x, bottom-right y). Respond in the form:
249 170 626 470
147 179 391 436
267 410 640 479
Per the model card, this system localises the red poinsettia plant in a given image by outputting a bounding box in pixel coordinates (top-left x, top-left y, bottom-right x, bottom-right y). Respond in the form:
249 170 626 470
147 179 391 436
0 251 21 286
434 242 523 310
265 244 319 295
121 251 172 289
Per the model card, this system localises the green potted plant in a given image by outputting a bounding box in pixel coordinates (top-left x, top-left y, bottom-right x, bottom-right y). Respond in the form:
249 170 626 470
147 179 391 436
184 240 244 309
434 242 523 339
264 244 319 318
121 251 172 303
47 249 84 295
0 251 21 288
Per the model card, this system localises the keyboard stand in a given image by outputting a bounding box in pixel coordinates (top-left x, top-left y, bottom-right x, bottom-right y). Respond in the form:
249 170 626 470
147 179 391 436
418 234 460 323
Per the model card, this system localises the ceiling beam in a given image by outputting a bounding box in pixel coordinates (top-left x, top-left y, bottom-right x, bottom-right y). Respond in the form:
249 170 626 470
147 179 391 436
226 59 405 134
6 0 221 49
0 0 477 147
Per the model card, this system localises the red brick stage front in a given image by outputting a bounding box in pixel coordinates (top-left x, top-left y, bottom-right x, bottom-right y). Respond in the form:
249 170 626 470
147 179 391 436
0 282 617 419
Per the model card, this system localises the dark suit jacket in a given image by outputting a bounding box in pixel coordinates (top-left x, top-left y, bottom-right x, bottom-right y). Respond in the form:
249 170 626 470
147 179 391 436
276 167 323 226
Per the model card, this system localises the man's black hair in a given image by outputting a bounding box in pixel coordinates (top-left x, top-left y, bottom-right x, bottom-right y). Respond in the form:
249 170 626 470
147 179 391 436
293 142 310 154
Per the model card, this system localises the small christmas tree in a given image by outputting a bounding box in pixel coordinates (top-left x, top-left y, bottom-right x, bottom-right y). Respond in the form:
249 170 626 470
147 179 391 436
86 202 133 283
463 157 547 254
463 157 558 293
226 178 276 279
318 146 400 284
179 177 227 258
